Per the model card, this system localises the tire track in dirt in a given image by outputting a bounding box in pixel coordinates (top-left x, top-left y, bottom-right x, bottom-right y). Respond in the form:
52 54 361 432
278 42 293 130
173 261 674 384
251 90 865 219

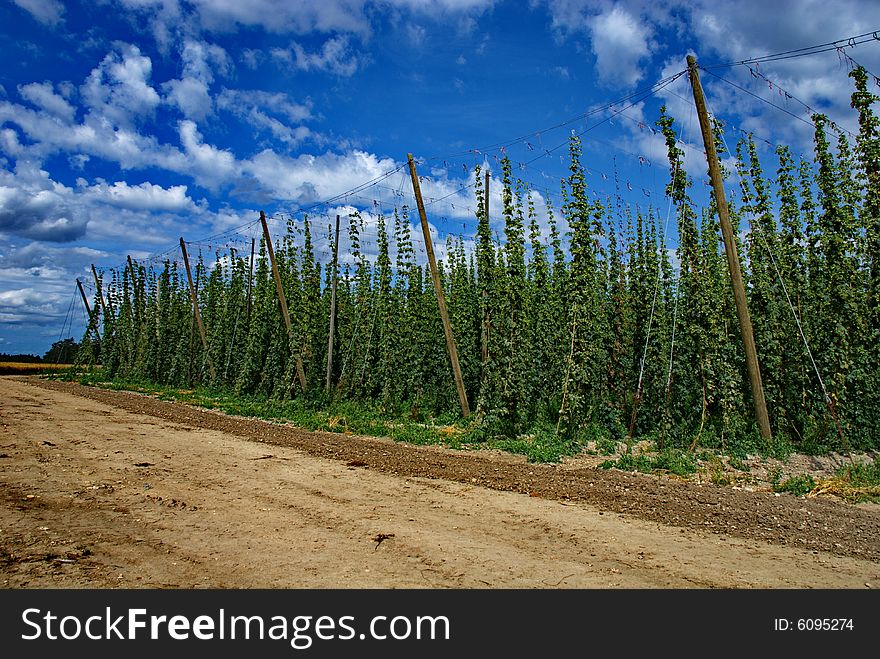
2 376 879 589
25 377 880 563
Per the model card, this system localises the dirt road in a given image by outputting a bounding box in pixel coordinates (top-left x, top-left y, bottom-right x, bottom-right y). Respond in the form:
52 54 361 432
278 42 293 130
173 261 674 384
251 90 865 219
1 376 878 588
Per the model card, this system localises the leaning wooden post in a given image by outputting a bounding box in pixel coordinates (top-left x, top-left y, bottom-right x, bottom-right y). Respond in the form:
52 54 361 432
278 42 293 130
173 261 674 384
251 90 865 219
76 278 100 347
126 255 140 334
179 237 216 380
407 153 471 417
90 264 109 328
325 214 341 393
259 211 308 393
687 54 772 441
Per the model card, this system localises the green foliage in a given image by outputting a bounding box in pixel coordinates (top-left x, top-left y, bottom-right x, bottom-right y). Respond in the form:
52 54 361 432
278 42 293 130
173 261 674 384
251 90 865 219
492 426 580 463
837 460 880 488
594 435 619 456
599 447 697 477
45 338 81 363
773 474 816 497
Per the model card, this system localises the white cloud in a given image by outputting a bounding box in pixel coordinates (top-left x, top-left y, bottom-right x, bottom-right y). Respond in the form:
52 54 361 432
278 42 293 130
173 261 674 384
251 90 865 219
0 129 24 156
2 242 108 270
84 181 195 212
0 185 85 242
163 39 230 120
217 89 315 148
160 0 496 37
0 165 86 242
189 0 372 35
273 35 363 77
0 287 66 320
178 120 238 188
12 0 65 27
0 96 188 171
18 82 77 122
244 149 397 203
164 76 213 120
588 5 651 87
240 48 263 69
81 44 161 127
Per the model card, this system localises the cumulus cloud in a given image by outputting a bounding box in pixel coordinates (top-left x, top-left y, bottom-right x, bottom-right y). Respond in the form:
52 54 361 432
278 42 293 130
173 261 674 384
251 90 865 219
84 180 195 212
0 165 87 243
0 96 184 171
81 44 161 127
0 186 86 242
163 39 230 120
243 149 398 203
0 161 212 253
0 128 24 156
18 82 77 122
2 242 108 270
0 287 68 325
178 120 238 188
588 5 651 86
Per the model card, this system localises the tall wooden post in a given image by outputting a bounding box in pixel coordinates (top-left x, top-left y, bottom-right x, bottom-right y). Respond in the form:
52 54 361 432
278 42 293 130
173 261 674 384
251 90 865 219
180 237 216 379
481 170 490 365
687 55 772 441
407 153 471 417
325 214 341 393
259 211 308 393
76 278 100 346
90 265 108 326
126 255 138 335
246 237 255 326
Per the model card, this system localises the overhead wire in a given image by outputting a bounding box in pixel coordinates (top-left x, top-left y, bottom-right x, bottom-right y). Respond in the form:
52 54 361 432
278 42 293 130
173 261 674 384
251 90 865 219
702 30 880 69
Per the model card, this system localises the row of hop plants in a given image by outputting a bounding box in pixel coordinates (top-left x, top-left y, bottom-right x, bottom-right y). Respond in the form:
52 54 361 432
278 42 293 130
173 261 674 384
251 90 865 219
77 67 880 456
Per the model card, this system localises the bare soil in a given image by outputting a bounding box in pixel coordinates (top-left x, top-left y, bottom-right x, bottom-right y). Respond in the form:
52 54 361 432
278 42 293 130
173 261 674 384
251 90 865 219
2 376 878 588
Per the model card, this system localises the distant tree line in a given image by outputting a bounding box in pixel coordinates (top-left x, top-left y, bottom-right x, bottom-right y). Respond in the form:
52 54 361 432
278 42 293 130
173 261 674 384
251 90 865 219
2 338 82 363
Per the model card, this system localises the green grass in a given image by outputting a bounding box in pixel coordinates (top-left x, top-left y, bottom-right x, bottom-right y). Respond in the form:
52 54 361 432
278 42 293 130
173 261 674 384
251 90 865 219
814 460 880 503
61 372 457 449
773 474 816 497
491 428 581 463
599 447 698 477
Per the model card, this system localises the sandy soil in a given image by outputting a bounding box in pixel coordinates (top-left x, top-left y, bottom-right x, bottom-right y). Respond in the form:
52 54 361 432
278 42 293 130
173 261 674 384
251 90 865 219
1 376 878 588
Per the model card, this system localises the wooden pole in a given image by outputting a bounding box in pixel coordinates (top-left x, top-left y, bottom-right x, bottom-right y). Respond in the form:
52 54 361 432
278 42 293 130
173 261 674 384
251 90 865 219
325 214 341 393
76 278 92 320
687 55 772 441
246 237 255 326
90 264 109 329
180 237 216 379
76 278 100 346
126 255 138 334
407 153 471 417
482 170 490 365
259 211 308 393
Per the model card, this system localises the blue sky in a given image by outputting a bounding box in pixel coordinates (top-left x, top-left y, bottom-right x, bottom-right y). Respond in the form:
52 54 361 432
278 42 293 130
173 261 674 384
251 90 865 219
2 0 880 355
